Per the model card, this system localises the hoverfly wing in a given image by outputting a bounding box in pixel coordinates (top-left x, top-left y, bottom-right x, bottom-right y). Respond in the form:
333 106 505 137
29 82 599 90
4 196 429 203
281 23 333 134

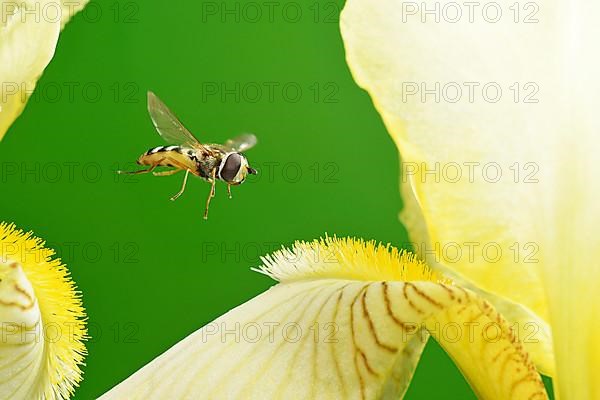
222 133 257 153
147 91 206 150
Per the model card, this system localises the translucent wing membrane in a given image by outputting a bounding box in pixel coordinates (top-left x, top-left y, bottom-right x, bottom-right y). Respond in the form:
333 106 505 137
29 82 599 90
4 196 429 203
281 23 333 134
222 133 257 152
147 91 205 150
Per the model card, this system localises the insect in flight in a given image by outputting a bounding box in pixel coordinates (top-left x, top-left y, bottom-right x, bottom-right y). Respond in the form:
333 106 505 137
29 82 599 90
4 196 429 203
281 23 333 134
118 91 258 219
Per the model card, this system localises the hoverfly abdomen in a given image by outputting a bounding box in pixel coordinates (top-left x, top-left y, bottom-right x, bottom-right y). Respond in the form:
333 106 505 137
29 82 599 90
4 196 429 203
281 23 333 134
145 145 183 156
137 145 198 172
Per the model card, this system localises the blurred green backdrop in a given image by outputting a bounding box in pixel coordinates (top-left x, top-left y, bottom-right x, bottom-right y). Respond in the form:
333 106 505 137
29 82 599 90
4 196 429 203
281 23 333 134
0 0 551 398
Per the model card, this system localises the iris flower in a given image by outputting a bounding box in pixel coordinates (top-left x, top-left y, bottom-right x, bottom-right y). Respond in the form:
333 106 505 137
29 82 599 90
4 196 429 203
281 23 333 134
0 223 86 399
0 0 87 139
100 0 598 399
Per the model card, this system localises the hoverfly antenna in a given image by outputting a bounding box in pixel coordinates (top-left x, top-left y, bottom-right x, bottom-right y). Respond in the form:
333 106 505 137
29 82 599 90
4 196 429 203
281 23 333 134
248 167 258 175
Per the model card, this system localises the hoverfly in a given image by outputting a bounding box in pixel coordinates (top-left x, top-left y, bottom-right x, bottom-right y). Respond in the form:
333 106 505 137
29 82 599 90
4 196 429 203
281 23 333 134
118 91 258 219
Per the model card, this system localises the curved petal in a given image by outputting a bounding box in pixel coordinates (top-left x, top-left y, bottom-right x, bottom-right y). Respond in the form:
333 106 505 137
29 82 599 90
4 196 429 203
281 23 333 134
0 0 88 140
0 1 60 139
101 238 546 399
401 172 554 375
0 261 44 398
339 0 572 376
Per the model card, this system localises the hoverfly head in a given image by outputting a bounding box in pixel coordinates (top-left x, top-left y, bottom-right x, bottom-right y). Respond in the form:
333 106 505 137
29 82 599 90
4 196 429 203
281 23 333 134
218 153 255 185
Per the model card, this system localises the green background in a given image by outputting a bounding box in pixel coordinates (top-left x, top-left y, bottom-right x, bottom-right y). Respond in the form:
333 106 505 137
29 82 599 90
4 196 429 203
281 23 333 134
0 0 551 398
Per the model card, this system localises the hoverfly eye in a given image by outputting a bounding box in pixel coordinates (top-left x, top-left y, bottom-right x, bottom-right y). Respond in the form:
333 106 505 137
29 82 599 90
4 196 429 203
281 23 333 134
221 153 242 182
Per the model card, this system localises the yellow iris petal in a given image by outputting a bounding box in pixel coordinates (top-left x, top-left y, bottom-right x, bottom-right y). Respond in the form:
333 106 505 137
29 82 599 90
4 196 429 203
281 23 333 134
340 0 600 396
101 238 545 399
0 223 87 399
0 0 88 140
338 0 568 376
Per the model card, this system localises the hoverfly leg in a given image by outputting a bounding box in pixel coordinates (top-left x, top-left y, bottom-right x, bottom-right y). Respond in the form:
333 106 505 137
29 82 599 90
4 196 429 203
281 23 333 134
210 177 216 198
170 169 190 201
117 159 164 175
227 184 232 199
153 168 181 177
204 169 217 220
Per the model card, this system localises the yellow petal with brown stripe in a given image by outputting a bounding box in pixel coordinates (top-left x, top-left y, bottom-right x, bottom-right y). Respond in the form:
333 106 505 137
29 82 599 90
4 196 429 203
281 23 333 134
0 261 44 399
340 0 600 394
422 287 546 399
101 238 546 399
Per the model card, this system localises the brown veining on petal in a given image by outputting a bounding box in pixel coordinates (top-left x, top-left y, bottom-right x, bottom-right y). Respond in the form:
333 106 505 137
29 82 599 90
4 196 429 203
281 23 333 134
491 345 512 363
455 304 469 315
0 275 35 311
438 283 456 301
238 286 329 398
403 283 425 315
180 285 324 399
350 285 384 399
359 350 379 377
271 285 343 399
361 285 397 354
382 282 409 330
329 289 348 400
528 391 549 399
308 284 351 399
467 311 485 324
14 284 33 303
476 297 545 396
457 286 471 302
0 298 35 311
406 282 443 309
349 286 366 400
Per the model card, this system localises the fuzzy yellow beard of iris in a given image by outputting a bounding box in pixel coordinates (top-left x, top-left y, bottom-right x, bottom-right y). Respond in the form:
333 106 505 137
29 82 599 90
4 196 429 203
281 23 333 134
0 223 86 400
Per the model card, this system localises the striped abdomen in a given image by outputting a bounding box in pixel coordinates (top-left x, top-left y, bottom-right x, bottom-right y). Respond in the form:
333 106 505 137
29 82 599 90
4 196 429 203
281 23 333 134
137 145 198 171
